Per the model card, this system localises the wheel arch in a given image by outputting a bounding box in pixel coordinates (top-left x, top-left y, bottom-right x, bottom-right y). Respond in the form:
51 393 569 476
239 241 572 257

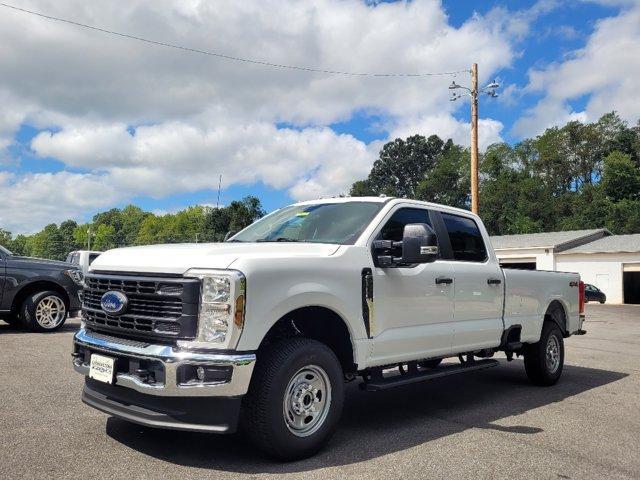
544 299 568 335
257 305 357 374
11 280 69 314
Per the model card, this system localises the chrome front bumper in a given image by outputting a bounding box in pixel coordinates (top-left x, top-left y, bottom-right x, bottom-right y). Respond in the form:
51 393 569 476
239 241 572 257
72 328 256 397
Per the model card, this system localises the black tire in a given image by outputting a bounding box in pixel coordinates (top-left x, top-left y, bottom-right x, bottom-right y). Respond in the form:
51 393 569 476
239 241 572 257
21 290 68 332
524 321 564 386
241 338 345 461
419 358 443 368
599 300 605 304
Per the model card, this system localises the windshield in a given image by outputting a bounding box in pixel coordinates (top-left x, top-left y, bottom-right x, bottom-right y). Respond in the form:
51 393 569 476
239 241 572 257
0 245 12 256
230 202 383 245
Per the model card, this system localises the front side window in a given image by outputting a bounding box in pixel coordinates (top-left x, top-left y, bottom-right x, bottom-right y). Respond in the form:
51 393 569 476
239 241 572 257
378 208 432 242
231 202 383 245
442 213 487 262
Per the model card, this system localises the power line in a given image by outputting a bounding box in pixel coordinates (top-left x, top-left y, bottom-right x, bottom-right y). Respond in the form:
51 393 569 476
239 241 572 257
0 2 470 78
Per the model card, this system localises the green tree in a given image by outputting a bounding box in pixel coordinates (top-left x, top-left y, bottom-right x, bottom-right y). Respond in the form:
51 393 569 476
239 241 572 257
416 143 470 209
350 135 453 198
601 151 640 202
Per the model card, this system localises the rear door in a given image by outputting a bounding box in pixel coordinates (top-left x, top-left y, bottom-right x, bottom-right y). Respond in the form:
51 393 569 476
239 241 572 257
369 205 455 365
439 212 504 352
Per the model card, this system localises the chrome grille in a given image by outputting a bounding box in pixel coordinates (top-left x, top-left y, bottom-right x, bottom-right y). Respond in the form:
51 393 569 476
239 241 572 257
82 273 200 342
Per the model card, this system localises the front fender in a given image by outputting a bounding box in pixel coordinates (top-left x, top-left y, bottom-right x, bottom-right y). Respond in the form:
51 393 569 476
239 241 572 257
237 287 366 353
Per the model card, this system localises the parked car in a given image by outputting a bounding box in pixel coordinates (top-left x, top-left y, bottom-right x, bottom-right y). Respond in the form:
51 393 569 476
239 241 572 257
72 197 586 460
584 283 606 303
66 250 102 275
0 245 83 331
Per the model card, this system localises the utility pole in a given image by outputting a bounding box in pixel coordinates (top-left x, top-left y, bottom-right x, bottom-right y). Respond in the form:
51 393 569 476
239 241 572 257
87 227 91 250
470 63 479 214
449 65 499 215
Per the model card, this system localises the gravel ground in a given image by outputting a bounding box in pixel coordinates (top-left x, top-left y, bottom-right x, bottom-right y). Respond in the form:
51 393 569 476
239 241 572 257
1 304 639 479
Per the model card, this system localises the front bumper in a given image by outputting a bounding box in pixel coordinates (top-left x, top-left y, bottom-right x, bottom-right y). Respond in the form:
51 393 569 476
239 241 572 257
72 328 256 397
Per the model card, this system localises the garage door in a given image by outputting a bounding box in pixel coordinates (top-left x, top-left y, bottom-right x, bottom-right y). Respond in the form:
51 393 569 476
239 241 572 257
623 271 640 304
499 258 537 270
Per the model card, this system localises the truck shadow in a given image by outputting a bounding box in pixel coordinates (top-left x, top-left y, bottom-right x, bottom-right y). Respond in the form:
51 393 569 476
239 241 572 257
105 361 627 473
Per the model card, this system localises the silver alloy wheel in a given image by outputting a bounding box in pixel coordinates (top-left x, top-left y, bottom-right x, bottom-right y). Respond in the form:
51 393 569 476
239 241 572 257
35 295 66 329
283 365 332 437
545 334 561 374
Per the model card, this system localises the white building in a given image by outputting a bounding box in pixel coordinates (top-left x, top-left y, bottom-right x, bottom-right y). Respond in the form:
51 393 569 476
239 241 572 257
490 229 640 304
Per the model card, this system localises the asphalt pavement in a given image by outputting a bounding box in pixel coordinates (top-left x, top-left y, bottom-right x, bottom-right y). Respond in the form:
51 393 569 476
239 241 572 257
1 304 639 479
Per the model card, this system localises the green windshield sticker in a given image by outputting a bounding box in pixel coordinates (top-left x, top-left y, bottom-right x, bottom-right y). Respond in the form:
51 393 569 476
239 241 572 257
296 212 310 217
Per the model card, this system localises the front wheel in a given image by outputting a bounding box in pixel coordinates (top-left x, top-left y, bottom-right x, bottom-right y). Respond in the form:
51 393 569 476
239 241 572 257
241 338 344 460
21 291 68 332
524 322 564 386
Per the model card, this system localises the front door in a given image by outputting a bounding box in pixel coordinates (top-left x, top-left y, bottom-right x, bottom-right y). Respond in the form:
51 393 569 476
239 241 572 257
369 206 454 366
439 212 504 352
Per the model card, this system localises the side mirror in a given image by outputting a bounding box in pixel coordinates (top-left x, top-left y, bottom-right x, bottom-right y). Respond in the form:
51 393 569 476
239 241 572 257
373 223 438 267
223 231 237 242
401 223 438 264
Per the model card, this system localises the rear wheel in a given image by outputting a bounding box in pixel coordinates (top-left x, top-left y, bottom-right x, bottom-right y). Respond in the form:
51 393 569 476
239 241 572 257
21 291 68 332
241 338 344 460
524 321 564 386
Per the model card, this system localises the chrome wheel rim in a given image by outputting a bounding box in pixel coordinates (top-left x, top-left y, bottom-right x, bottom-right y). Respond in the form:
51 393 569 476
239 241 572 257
545 334 561 374
283 365 332 437
35 295 66 329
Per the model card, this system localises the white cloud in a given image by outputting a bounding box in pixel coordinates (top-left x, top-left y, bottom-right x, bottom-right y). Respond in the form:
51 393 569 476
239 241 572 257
0 171 120 234
513 4 640 137
388 115 504 151
0 0 527 232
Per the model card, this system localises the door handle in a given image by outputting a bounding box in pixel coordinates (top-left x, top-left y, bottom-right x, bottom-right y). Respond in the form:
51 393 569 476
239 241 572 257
487 278 502 285
435 277 453 285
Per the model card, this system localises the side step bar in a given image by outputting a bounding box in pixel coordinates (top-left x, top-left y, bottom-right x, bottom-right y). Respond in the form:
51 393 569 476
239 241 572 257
361 359 499 391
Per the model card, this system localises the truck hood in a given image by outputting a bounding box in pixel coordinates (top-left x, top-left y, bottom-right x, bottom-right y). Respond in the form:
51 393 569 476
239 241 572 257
89 242 341 275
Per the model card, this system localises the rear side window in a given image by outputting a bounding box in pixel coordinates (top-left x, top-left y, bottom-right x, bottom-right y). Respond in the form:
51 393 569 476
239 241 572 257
442 213 487 262
379 208 432 242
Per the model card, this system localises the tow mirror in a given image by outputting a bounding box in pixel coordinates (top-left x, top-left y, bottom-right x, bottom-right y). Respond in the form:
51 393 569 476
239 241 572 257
401 223 438 264
373 223 438 267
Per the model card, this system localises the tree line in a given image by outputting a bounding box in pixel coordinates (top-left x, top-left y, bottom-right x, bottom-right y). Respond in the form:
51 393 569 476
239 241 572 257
1 112 639 260
351 112 640 235
0 197 264 260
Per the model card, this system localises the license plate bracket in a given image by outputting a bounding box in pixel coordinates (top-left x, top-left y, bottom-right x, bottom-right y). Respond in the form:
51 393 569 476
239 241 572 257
89 353 116 384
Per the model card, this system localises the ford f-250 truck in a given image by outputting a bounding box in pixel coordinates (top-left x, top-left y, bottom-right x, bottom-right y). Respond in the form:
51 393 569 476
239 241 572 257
72 197 586 460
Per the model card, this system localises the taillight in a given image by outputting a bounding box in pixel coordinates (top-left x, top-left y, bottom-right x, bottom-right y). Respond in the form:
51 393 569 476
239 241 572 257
579 281 585 314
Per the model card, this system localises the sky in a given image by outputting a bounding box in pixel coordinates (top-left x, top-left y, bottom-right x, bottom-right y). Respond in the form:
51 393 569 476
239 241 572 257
1 0 639 234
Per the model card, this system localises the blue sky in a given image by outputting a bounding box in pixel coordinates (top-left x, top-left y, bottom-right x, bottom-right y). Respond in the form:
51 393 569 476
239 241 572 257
1 0 638 232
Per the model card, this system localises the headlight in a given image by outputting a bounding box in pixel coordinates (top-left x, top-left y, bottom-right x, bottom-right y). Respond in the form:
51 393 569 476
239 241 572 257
64 269 84 287
184 269 246 349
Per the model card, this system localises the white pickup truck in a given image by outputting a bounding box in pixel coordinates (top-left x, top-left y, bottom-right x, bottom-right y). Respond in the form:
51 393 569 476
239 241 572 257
72 197 586 460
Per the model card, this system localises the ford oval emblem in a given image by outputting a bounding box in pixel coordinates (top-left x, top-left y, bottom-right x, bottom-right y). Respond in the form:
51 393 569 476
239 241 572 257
101 291 129 316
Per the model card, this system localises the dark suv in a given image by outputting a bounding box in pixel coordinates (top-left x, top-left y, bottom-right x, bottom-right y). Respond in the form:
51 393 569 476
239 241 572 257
584 283 606 304
0 245 83 331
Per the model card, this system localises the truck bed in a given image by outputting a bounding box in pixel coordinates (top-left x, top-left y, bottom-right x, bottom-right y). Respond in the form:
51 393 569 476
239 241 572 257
501 268 581 343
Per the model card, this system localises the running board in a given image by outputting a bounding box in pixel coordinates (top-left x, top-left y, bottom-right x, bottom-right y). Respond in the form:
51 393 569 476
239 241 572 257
361 359 500 391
